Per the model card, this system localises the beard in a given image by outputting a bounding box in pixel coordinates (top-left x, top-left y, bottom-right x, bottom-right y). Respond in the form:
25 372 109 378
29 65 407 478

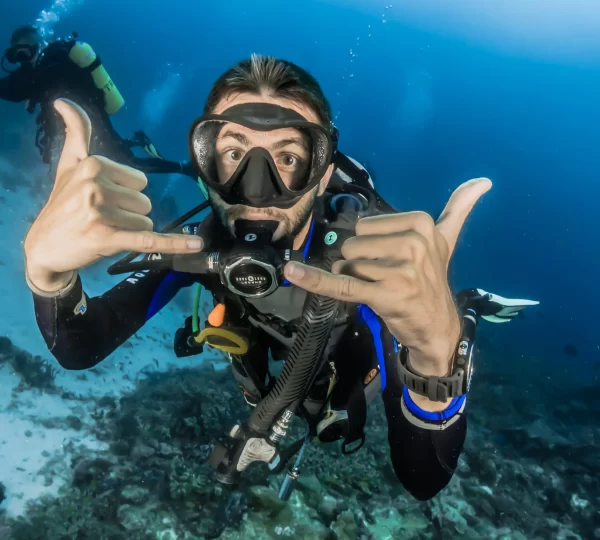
209 187 319 242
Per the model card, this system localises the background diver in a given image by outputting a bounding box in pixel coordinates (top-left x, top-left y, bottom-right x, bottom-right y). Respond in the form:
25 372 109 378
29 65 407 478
0 25 196 179
22 55 537 501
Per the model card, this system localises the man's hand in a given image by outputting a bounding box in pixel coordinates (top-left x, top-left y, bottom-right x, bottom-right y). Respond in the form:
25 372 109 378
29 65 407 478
284 178 492 397
24 99 203 293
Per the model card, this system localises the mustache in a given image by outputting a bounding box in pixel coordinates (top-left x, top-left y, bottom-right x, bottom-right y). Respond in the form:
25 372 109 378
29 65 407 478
225 205 285 223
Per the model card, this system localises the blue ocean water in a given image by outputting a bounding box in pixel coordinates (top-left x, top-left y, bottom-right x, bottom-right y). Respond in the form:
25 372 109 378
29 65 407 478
0 0 599 538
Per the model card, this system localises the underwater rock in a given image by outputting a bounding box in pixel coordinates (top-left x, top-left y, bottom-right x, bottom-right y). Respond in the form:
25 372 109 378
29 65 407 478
110 440 131 456
525 418 573 447
224 491 248 524
466 454 497 485
330 509 359 540
118 503 180 535
66 415 83 431
431 494 476 536
117 503 148 531
247 485 286 517
362 506 407 539
97 395 117 408
0 336 11 355
121 485 150 505
156 442 180 457
72 457 113 489
0 523 12 540
131 442 156 459
297 473 325 508
317 493 341 519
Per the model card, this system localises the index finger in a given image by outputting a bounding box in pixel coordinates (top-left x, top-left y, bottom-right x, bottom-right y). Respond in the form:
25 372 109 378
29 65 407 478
108 230 204 255
284 262 373 304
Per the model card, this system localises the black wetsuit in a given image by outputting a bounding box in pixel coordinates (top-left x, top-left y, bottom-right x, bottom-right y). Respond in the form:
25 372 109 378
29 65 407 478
30 191 468 501
0 38 192 177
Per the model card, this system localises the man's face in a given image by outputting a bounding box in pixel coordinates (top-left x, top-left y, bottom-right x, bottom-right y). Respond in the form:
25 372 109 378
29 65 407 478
208 91 334 242
12 34 39 64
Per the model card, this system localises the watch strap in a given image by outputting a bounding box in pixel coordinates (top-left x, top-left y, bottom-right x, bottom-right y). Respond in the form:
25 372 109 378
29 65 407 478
397 346 466 401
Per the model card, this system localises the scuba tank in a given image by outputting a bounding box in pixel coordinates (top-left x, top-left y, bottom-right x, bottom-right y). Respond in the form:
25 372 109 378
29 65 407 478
67 41 125 115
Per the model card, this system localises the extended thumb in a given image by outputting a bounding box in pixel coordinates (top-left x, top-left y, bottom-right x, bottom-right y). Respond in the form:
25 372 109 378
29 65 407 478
54 98 92 181
436 177 492 257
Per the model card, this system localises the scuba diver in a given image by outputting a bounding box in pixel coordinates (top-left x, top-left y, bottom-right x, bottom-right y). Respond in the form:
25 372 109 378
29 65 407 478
0 25 195 178
22 55 538 501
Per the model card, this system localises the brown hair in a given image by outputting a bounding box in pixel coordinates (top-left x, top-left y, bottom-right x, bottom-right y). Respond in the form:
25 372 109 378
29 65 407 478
10 25 39 46
204 54 333 130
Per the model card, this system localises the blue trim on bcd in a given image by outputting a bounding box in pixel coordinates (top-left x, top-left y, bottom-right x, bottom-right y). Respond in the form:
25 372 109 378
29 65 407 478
402 386 467 422
282 218 315 286
146 271 196 321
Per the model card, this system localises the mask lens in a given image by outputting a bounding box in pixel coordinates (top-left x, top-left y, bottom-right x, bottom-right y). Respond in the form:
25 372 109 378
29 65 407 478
190 119 330 192
5 44 36 63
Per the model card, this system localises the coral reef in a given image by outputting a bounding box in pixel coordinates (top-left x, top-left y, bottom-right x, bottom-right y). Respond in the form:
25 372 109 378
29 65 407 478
2 353 599 539
0 336 57 392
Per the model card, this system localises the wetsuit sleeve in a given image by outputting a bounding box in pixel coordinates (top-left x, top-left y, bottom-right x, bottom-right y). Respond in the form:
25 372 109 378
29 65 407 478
0 70 32 102
356 305 467 501
32 268 196 370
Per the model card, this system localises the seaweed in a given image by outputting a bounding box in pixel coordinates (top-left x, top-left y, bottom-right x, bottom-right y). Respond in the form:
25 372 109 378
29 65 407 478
0 336 57 391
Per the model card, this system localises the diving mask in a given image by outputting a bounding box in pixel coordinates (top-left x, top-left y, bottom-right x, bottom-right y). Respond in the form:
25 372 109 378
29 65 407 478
3 43 38 63
1 43 38 73
188 102 338 209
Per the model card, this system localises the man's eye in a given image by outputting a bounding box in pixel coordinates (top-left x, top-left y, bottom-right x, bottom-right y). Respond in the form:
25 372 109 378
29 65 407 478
226 149 243 161
279 154 301 168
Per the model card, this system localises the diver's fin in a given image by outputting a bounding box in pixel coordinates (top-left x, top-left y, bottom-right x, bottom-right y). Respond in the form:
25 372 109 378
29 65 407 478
144 142 163 160
474 288 539 323
128 130 164 159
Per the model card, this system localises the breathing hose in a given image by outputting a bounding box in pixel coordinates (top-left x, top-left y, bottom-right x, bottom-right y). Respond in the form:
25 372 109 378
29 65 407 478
247 252 340 435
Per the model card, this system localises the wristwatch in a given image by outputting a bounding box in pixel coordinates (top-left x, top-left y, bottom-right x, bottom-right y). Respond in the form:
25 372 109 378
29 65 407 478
397 338 474 402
